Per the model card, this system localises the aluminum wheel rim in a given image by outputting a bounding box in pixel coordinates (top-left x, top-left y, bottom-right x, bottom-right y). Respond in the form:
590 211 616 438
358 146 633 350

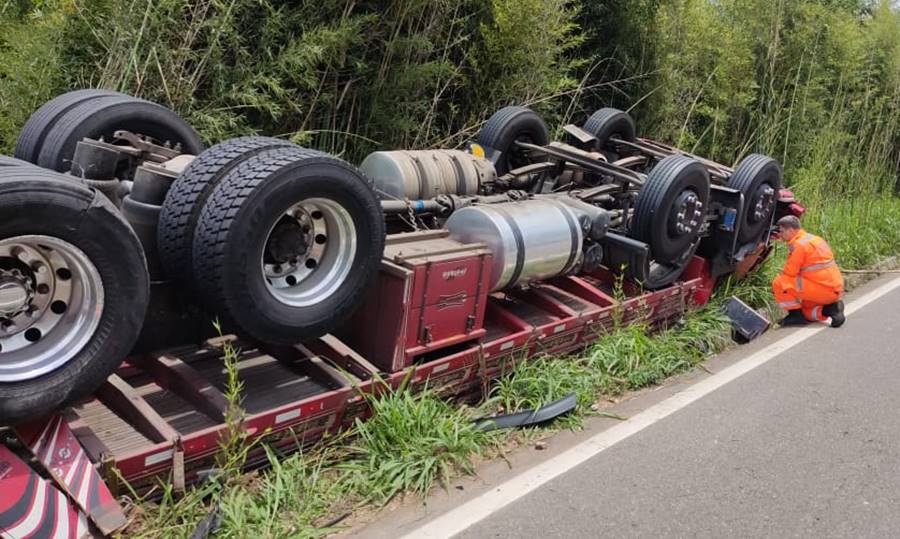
262 197 357 307
0 235 104 381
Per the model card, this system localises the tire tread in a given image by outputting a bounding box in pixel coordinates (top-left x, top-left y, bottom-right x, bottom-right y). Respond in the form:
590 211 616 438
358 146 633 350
14 89 123 163
191 146 383 343
157 136 295 284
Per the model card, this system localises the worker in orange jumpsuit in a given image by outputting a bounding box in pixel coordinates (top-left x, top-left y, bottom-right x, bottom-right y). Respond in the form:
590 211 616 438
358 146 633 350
772 215 845 327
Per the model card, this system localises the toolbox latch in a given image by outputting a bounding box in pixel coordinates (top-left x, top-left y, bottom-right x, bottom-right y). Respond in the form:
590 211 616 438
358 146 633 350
466 315 476 332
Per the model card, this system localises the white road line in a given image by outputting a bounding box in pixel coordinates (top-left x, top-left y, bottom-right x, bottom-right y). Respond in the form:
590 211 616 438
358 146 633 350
403 274 900 539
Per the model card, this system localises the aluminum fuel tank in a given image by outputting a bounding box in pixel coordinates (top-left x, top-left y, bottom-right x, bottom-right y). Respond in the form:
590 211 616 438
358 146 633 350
445 199 584 291
360 149 495 200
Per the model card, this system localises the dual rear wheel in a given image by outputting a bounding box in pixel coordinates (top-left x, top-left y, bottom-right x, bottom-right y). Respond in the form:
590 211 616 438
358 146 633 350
477 105 783 288
582 107 783 249
14 90 204 175
1 91 385 424
162 143 385 344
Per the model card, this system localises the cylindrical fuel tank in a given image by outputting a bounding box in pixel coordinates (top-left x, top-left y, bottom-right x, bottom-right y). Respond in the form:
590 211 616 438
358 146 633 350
360 149 495 200
446 200 584 291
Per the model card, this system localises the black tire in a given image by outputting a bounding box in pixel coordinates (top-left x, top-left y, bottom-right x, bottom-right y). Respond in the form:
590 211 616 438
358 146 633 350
0 155 41 170
583 107 637 151
0 166 149 425
191 147 385 344
36 94 204 173
632 154 710 264
477 106 549 176
157 137 296 285
728 154 783 244
14 89 125 165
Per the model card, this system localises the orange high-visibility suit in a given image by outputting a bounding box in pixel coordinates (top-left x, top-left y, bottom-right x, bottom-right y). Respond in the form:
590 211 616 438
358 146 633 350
772 230 844 321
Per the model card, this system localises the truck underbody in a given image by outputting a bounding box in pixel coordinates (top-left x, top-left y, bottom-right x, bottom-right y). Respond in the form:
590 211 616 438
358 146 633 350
0 92 798 537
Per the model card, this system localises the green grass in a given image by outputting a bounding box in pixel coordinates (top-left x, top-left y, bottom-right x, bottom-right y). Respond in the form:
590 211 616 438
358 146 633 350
126 332 270 538
120 294 746 537
2 0 897 534
486 305 731 432
340 387 497 503
801 197 900 270
126 385 497 537
214 446 352 538
491 355 597 429
129 235 898 537
115 151 900 539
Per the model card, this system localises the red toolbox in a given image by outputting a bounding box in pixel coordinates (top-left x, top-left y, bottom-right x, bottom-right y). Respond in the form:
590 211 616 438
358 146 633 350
339 230 492 372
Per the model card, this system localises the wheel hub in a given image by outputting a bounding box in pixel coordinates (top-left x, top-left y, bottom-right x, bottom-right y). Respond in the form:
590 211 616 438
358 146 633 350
261 198 357 307
0 270 32 317
265 217 310 266
0 237 104 381
669 190 705 237
263 204 324 284
750 184 776 222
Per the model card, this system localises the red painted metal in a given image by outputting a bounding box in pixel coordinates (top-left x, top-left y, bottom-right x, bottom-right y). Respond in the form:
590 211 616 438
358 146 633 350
0 443 91 538
4 230 715 532
777 189 805 218
788 203 806 218
682 256 716 305
339 231 492 372
14 417 126 535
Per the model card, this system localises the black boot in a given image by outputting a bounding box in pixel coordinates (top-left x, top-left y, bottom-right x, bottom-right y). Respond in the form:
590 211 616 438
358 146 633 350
779 310 810 327
824 300 845 328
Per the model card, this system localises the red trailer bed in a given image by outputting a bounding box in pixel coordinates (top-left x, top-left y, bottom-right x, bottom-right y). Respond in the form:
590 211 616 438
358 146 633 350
1 231 710 537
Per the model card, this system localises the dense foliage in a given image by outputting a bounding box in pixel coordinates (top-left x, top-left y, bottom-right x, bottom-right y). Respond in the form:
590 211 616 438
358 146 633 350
2 1 897 195
3 1 898 268
0 0 582 157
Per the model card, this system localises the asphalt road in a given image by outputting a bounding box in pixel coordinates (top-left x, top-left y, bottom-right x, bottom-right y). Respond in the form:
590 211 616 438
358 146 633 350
455 274 900 538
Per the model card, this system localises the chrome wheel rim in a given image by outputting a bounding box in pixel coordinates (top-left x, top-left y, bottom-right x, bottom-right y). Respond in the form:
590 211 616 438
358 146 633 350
261 198 357 307
0 235 104 381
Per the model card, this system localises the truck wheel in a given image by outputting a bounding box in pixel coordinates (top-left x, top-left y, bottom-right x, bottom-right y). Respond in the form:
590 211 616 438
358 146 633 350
158 137 295 284
14 89 124 164
477 106 549 176
35 94 204 173
583 107 636 151
191 147 385 344
728 154 782 244
632 154 710 265
0 167 149 425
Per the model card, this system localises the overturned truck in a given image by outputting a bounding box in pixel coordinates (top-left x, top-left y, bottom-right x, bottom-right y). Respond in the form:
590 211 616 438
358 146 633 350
0 92 800 536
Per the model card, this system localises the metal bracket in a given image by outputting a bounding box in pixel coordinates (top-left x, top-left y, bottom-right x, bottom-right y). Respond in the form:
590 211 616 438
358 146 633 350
113 130 182 160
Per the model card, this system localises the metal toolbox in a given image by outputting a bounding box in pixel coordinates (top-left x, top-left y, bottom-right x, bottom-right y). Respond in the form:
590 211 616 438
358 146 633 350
339 230 491 372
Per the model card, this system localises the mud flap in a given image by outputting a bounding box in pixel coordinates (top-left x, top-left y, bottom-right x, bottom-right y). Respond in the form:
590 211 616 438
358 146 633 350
603 232 704 290
474 393 577 431
14 417 127 536
725 296 770 342
0 443 92 538
603 232 651 283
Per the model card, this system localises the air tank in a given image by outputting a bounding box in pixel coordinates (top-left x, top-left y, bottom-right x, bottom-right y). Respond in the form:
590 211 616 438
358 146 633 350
445 199 584 291
360 149 495 200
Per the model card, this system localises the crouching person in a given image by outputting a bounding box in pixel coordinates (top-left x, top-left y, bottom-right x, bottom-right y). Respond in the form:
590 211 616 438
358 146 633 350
772 215 846 327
